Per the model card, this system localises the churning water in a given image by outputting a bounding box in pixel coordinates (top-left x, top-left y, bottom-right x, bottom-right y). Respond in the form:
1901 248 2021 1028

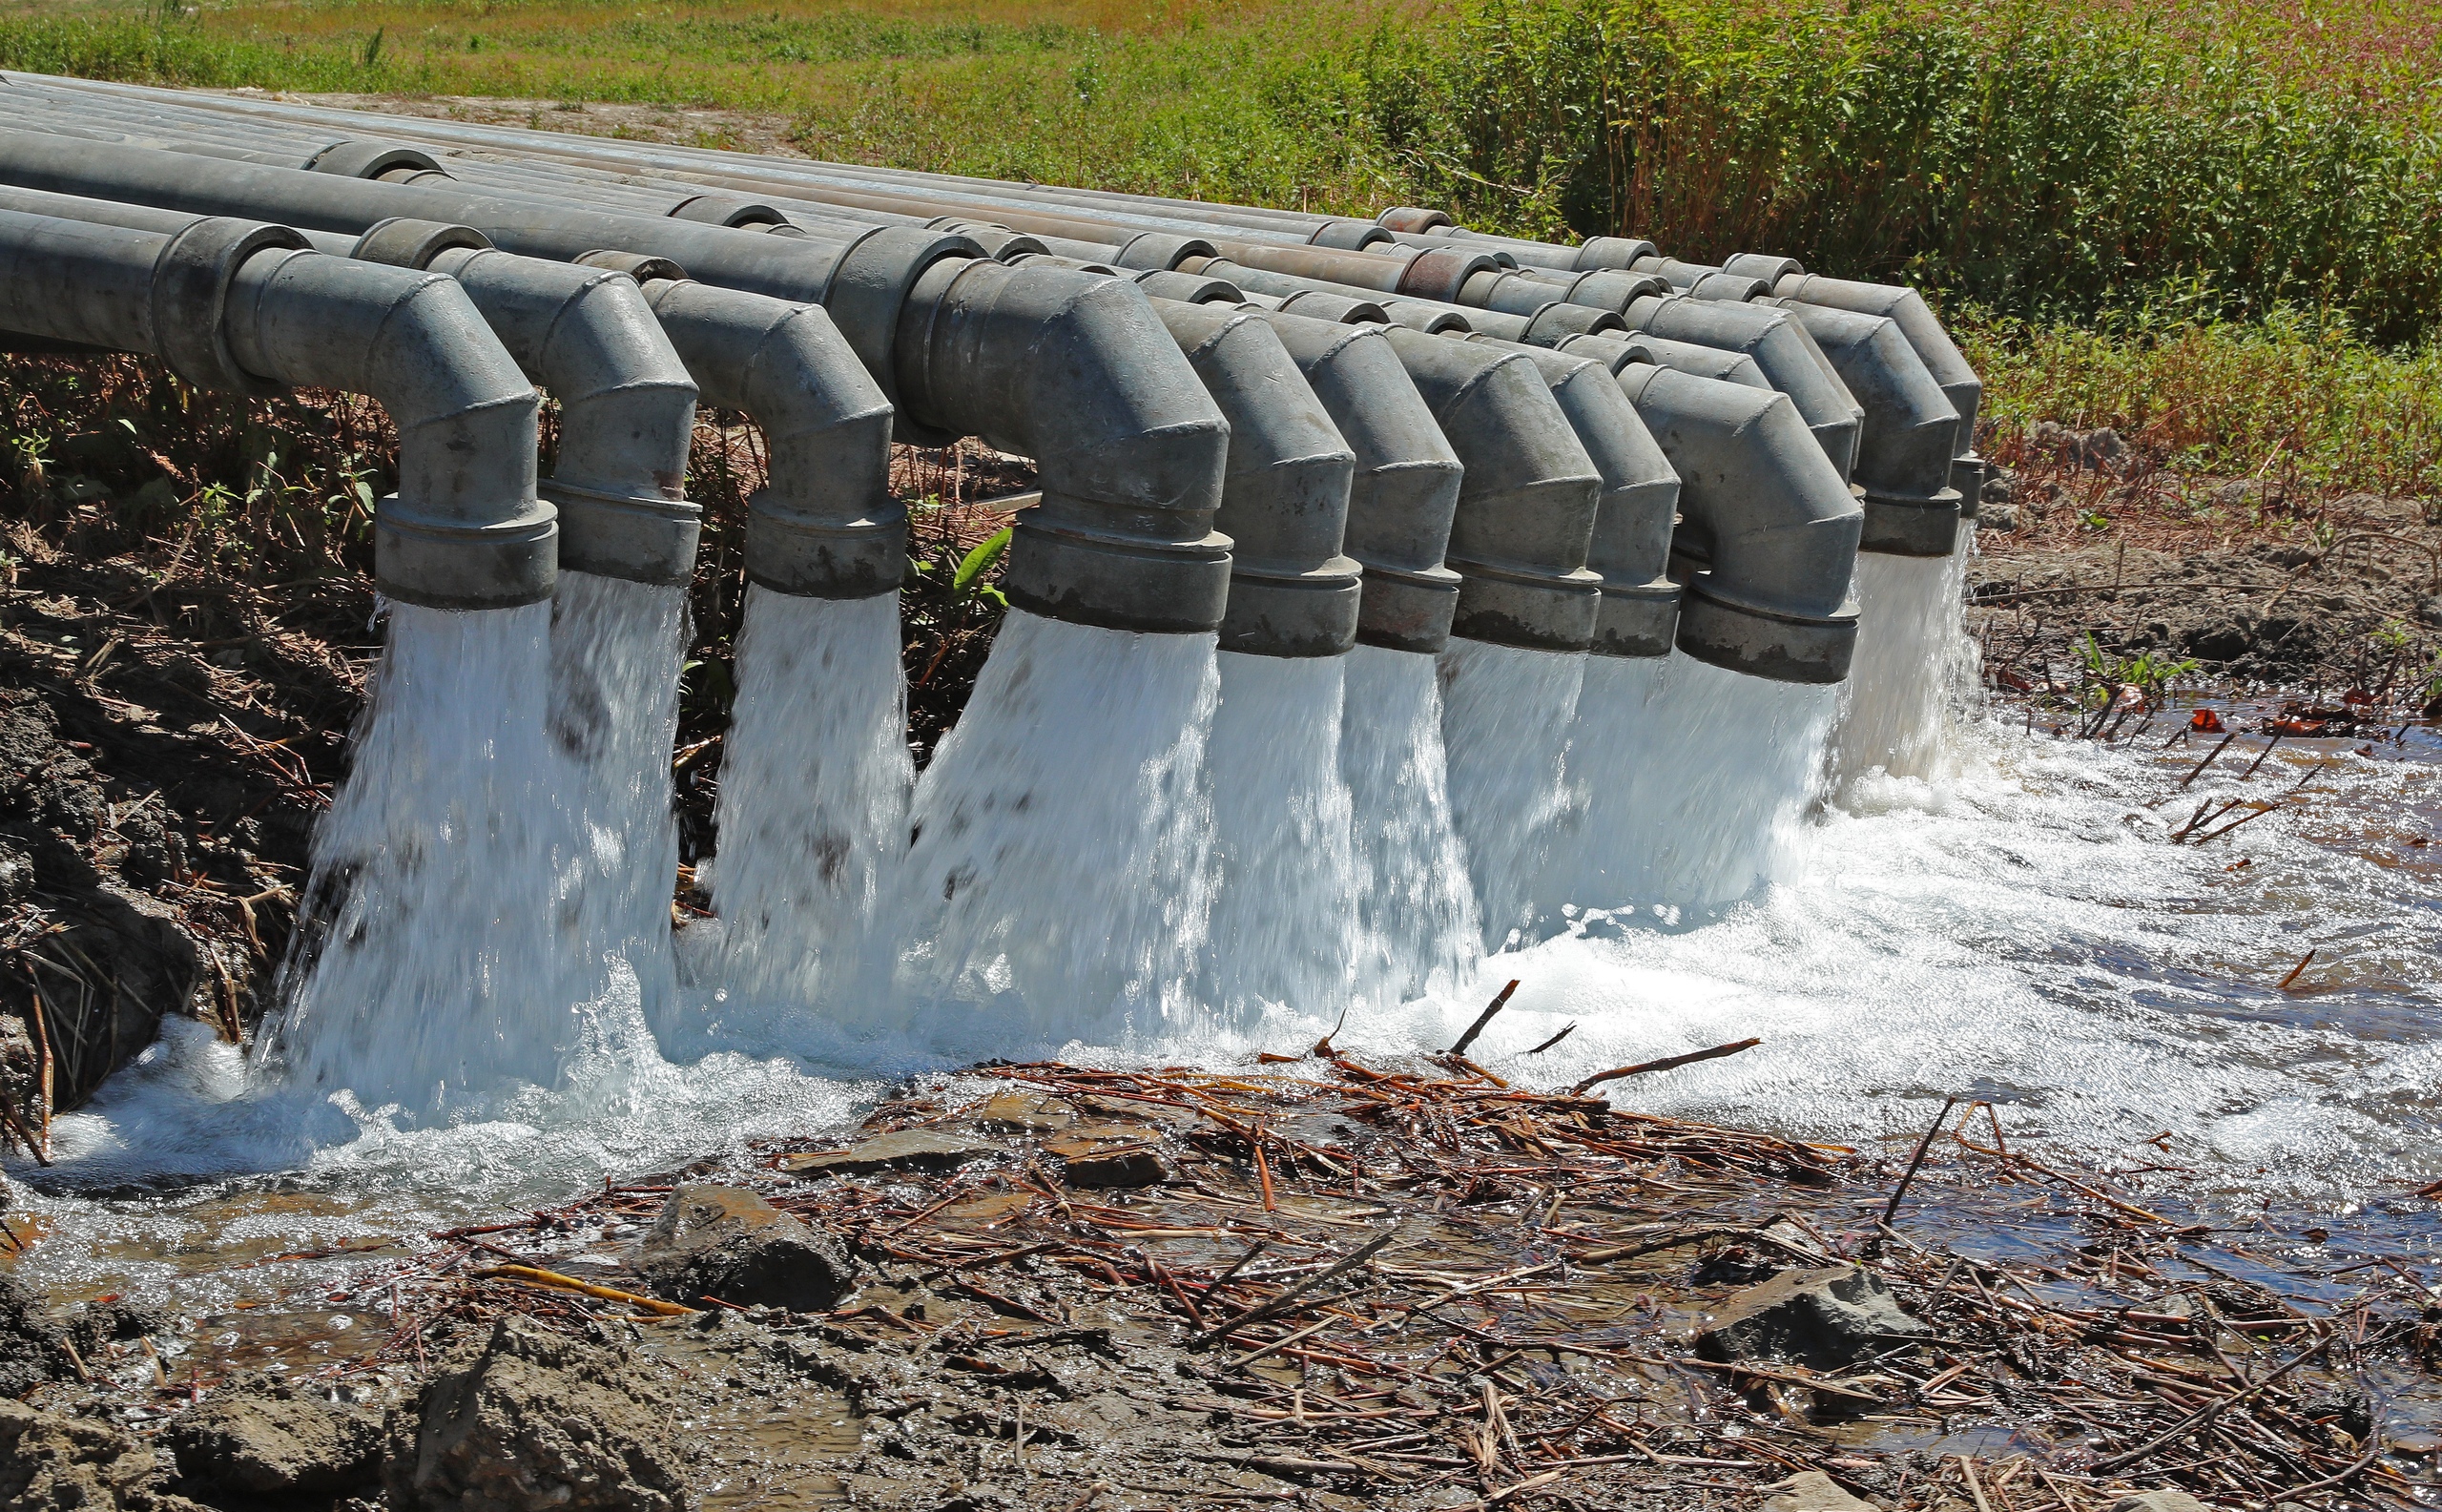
1540 652 1843 924
874 610 1219 1054
695 589 912 1047
1201 652 1365 1027
1341 644 1480 1005
548 571 689 1028
1832 546 1982 792
1438 638 1586 955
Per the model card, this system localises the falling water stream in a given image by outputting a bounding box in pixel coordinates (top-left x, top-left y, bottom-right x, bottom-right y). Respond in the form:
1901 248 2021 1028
1832 546 1982 792
1340 644 1479 1005
1201 651 1365 1027
1437 637 1586 955
692 589 912 1055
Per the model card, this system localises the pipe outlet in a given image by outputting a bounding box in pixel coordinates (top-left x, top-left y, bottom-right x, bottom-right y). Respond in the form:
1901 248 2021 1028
1625 294 1861 482
1762 298 1962 557
640 278 900 598
893 258 1232 634
1377 326 1604 653
1467 339 1682 659
1152 300 1361 657
1613 364 1861 683
1247 310 1465 654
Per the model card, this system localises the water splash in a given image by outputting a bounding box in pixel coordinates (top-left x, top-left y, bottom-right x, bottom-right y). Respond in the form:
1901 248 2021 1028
1438 638 1585 955
1540 652 1840 922
548 571 688 1027
1831 544 1983 793
261 601 592 1117
875 610 1218 1054
1202 651 1364 1025
701 589 912 1044
1341 644 1479 1004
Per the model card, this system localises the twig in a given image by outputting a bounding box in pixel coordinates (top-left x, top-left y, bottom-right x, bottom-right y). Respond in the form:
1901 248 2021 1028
1883 1096 1959 1227
2276 949 2316 992
1569 1037 1761 1096
1448 980 1521 1057
1189 1224 1399 1349
1524 1023 1576 1056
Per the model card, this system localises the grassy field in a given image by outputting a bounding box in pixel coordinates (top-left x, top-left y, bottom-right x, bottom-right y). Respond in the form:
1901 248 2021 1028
0 0 2437 494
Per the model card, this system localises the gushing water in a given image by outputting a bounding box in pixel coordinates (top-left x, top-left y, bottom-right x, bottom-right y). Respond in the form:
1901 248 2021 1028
548 571 688 1026
703 589 913 1038
1832 545 1982 791
1341 644 1479 1004
1540 652 1840 923
262 601 591 1116
1201 651 1364 1025
1438 638 1585 954
875 610 1218 1053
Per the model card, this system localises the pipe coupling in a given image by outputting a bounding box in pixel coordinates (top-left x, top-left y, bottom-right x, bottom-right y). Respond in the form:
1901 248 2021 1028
574 249 689 282
1723 252 1805 283
1953 453 1986 518
1135 269 1242 304
375 479 558 611
667 194 794 231
1672 572 1858 684
1112 232 1217 271
306 140 444 180
1376 206 1455 234
1397 246 1500 302
547 479 699 587
150 217 312 396
1306 218 1390 251
350 217 490 268
1859 489 1964 557
824 226 986 446
1574 237 1658 271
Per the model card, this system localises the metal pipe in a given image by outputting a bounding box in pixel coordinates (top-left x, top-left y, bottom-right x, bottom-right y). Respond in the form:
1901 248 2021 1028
1771 271 1986 515
1555 329 1774 390
1376 327 1605 653
1464 339 1682 659
1150 300 1361 657
1757 297 1961 557
1622 294 1862 483
1613 365 1862 684
1242 310 1465 654
0 204 551 609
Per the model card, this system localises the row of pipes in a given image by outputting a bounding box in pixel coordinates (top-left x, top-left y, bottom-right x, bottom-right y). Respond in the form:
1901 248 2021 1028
0 71 1985 1085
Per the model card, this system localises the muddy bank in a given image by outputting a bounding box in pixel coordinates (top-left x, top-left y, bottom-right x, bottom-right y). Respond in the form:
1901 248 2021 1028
5 1058 2433 1511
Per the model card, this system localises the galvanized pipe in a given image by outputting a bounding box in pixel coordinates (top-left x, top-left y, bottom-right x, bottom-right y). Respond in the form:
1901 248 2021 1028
1622 294 1862 483
1757 297 1962 557
1555 329 1774 391
0 204 551 610
1772 271 1986 515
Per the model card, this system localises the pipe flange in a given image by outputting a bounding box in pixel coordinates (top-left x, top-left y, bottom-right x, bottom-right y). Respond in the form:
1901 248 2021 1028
1593 578 1682 659
1447 560 1604 653
574 249 690 282
742 492 906 601
1952 453 1987 519
667 193 791 230
1397 246 1500 302
545 479 702 589
150 217 313 396
1354 562 1462 655
1689 272 1770 301
1219 558 1365 658
1574 237 1657 271
1674 582 1857 684
1724 252 1805 283
375 492 558 611
826 226 985 446
1859 489 1964 557
1112 232 1216 271
350 217 491 270
305 140 445 180
1002 507 1233 636
1376 206 1455 234
1305 218 1388 252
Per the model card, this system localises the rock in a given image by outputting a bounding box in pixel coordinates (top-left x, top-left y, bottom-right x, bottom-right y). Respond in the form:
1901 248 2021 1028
0 1398 211 1511
383 1316 692 1512
65 1297 167 1357
637 1184 855 1313
162 1388 383 1502
0 1274 71 1398
1765 1469 1880 1512
2110 1493 2214 1512
1054 1142 1166 1189
976 1090 1075 1134
2180 619 2252 663
0 839 31 906
2414 594 2442 629
1975 501 2019 532
1696 1265 1930 1370
781 1129 998 1179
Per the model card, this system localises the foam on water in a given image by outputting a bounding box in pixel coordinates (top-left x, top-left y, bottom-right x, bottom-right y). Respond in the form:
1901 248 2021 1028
1200 652 1366 1025
1438 638 1585 954
695 589 913 1049
1832 545 1982 792
872 610 1220 1054
548 571 689 1026
1540 652 1841 922
259 601 607 1117
1341 644 1480 1005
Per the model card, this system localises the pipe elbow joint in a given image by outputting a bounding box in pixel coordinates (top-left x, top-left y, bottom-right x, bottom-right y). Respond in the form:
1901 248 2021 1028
222 246 551 610
1617 366 1861 684
1382 327 1603 653
897 259 1232 635
641 279 900 599
1769 300 1962 557
1154 300 1361 657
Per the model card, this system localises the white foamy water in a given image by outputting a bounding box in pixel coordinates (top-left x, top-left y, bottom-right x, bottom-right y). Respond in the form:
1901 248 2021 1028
1539 652 1842 922
1341 644 1480 1005
871 610 1220 1054
548 571 688 1025
696 589 912 1049
1438 638 1586 955
1832 545 1982 792
259 601 603 1117
1201 652 1365 1025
